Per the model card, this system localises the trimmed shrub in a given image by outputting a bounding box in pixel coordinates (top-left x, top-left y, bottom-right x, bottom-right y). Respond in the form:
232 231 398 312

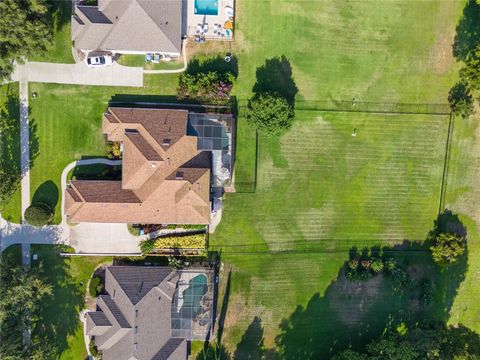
371 258 384 273
24 203 53 226
127 224 141 236
89 276 104 298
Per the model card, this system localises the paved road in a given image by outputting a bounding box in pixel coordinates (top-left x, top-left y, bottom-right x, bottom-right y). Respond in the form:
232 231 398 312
18 64 30 222
0 219 67 253
11 62 143 87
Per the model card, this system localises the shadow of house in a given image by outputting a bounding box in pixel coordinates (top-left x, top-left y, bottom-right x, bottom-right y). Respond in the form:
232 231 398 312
273 238 468 359
453 0 480 61
252 56 298 104
32 180 59 211
186 55 239 79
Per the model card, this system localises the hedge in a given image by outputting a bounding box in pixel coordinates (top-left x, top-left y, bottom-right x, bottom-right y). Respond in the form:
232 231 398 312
140 234 206 254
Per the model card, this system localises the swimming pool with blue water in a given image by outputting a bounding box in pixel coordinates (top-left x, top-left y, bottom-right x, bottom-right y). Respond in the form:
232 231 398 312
194 0 218 16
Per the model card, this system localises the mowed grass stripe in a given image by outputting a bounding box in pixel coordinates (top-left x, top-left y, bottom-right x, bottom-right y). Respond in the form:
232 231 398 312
213 111 448 254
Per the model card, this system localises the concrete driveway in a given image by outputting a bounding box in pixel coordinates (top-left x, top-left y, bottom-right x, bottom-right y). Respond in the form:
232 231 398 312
11 61 143 87
69 222 141 254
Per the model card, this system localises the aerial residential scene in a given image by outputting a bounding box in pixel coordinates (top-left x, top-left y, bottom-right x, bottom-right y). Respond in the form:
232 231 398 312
1 0 480 359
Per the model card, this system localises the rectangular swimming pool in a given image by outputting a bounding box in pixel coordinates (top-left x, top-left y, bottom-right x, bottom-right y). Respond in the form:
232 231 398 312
194 0 218 15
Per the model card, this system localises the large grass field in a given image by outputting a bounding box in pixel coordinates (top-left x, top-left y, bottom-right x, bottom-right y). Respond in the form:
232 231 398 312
211 111 452 353
231 0 461 102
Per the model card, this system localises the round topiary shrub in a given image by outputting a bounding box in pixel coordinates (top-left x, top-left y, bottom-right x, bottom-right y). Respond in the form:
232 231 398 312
24 203 53 227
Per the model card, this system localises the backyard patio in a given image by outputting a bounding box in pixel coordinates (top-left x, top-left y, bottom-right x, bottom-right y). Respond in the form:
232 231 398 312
186 0 235 40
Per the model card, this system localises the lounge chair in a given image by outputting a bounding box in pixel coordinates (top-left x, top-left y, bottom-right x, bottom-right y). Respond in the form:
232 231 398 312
145 53 152 62
225 5 234 20
196 24 202 34
203 23 209 34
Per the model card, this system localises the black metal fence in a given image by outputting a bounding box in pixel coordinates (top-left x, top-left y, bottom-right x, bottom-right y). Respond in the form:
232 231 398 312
237 99 450 116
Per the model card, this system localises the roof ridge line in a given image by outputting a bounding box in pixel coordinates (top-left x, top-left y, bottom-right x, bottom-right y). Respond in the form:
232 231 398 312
134 0 180 52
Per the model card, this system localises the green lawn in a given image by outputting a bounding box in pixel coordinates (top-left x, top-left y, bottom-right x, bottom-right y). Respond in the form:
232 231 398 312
232 0 461 103
211 111 451 353
30 0 74 64
31 245 111 359
117 54 185 70
29 75 179 223
0 83 21 223
444 115 480 332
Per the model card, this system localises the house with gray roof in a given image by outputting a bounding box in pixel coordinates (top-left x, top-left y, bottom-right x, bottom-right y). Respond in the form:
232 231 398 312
72 0 184 56
86 266 189 360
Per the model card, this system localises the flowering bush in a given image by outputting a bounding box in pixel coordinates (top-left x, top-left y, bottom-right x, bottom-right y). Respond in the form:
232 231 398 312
177 71 234 104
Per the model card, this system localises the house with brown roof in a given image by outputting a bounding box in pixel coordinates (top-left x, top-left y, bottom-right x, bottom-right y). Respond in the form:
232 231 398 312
65 107 213 225
71 0 183 56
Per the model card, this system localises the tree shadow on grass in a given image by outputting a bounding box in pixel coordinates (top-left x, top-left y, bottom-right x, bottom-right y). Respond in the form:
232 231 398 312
187 55 239 79
252 56 298 105
0 93 21 205
32 180 59 210
33 245 84 358
233 317 266 360
45 0 72 30
453 0 480 61
274 235 468 358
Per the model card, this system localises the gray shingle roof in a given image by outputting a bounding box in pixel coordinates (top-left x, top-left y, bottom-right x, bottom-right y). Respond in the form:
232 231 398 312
108 266 174 305
72 0 183 53
89 266 187 360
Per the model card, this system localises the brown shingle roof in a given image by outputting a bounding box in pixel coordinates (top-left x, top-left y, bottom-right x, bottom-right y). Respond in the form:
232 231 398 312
65 108 211 225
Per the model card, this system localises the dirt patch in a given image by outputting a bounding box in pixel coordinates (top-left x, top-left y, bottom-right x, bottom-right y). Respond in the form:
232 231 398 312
428 1 458 73
328 270 384 327
185 38 234 60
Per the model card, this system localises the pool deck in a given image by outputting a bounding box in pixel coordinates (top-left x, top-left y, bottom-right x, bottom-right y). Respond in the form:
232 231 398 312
186 0 235 40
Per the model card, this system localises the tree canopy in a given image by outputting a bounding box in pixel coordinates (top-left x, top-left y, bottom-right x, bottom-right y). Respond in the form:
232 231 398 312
448 82 474 119
430 232 466 266
247 92 294 136
332 323 480 360
0 0 52 81
0 254 53 359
